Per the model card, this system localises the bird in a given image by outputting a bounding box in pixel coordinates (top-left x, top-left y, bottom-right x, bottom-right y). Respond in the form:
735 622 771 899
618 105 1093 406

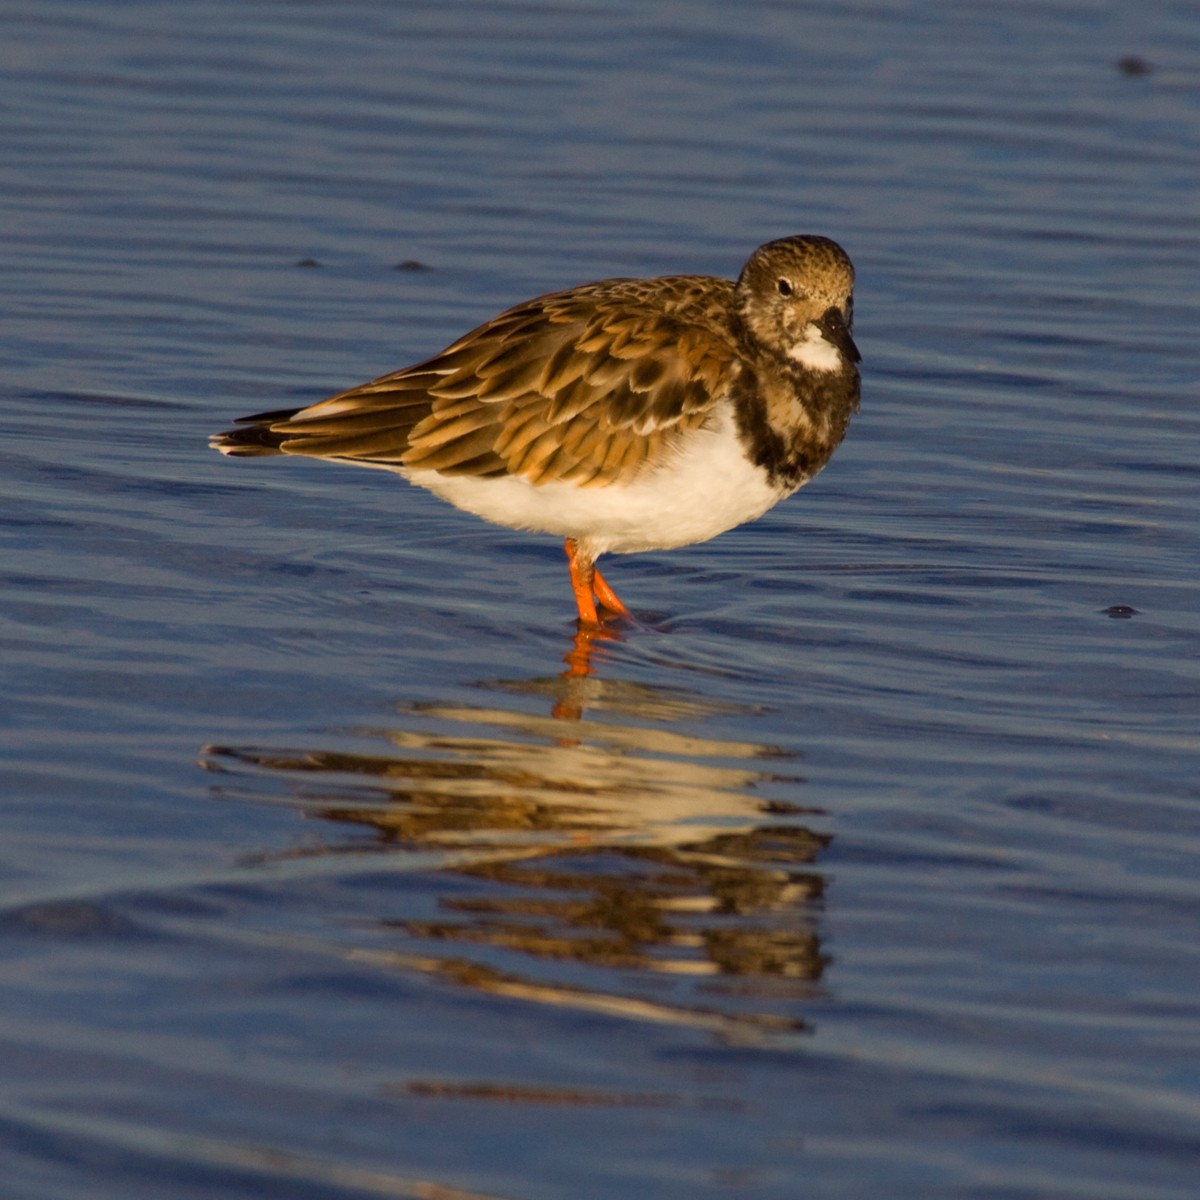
211 235 860 625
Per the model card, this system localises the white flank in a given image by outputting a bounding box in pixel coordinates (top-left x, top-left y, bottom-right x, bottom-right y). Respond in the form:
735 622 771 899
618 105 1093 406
404 407 792 559
787 324 842 373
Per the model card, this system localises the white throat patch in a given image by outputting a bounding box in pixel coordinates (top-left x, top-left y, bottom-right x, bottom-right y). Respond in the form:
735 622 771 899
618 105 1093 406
788 324 842 373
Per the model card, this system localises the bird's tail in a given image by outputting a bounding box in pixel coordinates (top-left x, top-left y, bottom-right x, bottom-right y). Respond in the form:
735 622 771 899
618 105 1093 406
208 407 302 457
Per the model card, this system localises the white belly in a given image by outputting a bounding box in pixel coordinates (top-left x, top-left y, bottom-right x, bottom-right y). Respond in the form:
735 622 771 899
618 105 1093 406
403 408 792 558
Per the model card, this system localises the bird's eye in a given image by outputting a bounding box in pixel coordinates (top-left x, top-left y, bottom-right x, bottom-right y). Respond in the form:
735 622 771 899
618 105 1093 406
776 278 793 296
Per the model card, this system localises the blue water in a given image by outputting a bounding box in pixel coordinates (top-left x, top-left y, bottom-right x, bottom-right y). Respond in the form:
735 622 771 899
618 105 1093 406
3 2 1199 1197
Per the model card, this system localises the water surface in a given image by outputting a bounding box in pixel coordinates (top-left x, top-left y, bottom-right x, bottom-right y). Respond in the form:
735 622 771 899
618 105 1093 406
2 2 1199 1197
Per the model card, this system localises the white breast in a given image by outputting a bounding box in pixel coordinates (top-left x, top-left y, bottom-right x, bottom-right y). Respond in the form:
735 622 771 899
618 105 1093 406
404 406 792 558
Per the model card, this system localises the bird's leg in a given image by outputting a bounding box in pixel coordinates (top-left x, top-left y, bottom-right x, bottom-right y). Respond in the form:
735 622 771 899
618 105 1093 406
564 538 600 626
591 564 630 617
564 540 631 624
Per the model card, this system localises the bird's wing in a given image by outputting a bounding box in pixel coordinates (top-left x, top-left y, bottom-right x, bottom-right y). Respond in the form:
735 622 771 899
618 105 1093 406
255 276 740 487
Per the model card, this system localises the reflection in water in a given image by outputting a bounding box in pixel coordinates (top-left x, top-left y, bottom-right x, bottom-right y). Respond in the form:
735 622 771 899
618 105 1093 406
205 630 831 1037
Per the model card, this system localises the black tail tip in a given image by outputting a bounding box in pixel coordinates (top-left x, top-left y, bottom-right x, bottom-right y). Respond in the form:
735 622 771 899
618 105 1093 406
209 427 285 456
209 406 303 456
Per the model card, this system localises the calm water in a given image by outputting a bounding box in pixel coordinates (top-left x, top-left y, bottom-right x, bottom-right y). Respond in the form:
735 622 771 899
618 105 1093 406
3 2 1199 1197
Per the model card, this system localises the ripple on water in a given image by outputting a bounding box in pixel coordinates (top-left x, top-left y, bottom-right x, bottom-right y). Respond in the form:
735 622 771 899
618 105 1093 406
3 1 1200 1198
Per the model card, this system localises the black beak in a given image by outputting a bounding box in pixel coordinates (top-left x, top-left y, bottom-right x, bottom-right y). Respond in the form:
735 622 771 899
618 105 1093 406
817 306 861 364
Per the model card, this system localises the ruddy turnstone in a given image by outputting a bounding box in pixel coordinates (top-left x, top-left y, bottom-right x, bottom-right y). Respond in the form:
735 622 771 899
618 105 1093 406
212 235 860 625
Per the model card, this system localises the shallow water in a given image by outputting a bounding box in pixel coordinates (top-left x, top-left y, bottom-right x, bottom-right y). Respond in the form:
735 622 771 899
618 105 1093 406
3 2 1200 1197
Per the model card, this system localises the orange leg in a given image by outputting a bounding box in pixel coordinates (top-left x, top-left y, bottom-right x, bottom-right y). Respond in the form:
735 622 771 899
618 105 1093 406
592 563 631 617
564 538 600 626
564 539 631 624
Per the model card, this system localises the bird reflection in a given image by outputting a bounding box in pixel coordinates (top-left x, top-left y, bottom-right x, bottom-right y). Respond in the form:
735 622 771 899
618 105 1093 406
204 629 832 1036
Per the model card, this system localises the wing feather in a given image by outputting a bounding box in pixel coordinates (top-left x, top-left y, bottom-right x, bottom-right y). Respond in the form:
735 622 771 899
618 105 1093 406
538 339 590 395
